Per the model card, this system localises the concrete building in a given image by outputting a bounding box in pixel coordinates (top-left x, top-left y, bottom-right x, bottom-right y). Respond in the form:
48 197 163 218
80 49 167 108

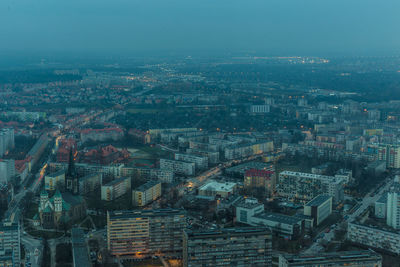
303 195 332 226
278 250 382 267
278 171 344 204
174 153 208 170
235 198 265 225
244 169 275 196
375 193 387 219
79 173 102 195
0 160 15 184
71 228 91 267
101 177 131 201
198 181 237 198
235 198 303 240
386 181 400 229
160 158 195 176
0 128 14 157
44 169 65 191
347 222 400 255
250 104 270 114
250 212 303 240
132 180 161 207
107 209 186 258
224 141 274 160
0 222 20 267
378 144 400 169
183 227 272 267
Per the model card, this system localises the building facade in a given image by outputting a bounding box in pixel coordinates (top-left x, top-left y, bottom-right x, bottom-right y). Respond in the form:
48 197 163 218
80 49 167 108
303 195 332 226
278 171 344 204
107 209 186 258
160 158 195 176
183 227 272 267
101 177 131 201
278 250 382 267
132 180 162 207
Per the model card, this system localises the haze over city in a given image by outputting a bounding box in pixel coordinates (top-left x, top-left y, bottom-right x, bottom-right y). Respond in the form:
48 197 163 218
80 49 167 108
1 1 400 267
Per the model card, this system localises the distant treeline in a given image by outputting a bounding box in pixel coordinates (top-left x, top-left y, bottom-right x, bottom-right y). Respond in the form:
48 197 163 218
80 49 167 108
0 70 82 84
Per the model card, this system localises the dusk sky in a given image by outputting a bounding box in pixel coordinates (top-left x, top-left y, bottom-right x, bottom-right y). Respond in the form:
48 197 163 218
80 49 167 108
1 0 399 56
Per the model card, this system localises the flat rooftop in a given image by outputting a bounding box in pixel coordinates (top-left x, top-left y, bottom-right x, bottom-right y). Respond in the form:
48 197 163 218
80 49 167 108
281 250 381 264
198 181 237 192
253 212 303 225
108 208 185 220
305 194 332 207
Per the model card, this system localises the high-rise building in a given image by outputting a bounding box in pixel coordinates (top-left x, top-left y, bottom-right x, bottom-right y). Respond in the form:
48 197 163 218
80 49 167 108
107 209 186 258
183 227 272 267
386 177 400 229
378 144 400 169
0 129 14 157
278 250 382 267
0 160 15 184
0 221 20 266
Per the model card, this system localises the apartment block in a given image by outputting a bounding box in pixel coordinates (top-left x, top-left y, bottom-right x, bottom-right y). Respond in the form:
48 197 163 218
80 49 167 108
107 209 186 258
132 180 162 207
278 171 344 204
160 158 195 176
278 250 382 267
101 177 131 201
183 227 272 267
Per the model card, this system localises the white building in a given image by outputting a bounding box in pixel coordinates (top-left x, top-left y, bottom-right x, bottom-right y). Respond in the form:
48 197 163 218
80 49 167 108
101 177 131 201
0 160 15 184
132 180 162 207
160 158 195 176
278 171 344 204
304 195 332 226
347 222 400 255
387 179 400 229
378 144 400 169
174 153 208 170
250 104 270 114
0 128 14 157
198 181 237 198
224 141 274 160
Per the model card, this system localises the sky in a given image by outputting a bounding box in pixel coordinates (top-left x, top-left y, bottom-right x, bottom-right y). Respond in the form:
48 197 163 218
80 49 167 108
0 0 400 57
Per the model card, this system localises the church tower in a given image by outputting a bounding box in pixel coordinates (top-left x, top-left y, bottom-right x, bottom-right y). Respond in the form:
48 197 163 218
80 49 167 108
65 147 79 195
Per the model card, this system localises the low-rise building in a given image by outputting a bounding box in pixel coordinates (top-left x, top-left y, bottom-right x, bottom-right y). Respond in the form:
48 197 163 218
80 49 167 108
235 198 303 240
183 227 272 267
198 181 237 198
132 180 161 207
303 194 332 226
278 250 382 267
101 177 131 201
